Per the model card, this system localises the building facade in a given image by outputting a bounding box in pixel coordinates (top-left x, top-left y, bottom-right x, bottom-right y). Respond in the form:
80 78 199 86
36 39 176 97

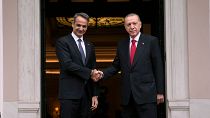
0 0 210 118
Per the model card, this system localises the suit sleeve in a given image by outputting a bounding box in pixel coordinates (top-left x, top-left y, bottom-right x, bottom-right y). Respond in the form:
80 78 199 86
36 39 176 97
55 38 91 80
151 38 164 94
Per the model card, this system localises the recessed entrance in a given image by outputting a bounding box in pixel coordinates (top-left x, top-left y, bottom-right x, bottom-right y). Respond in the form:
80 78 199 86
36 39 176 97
41 0 165 118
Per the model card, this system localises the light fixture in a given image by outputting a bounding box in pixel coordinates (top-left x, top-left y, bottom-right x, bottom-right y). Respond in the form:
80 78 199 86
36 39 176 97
54 107 59 112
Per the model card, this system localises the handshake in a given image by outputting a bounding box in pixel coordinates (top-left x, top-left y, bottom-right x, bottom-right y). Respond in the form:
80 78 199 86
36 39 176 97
91 69 104 82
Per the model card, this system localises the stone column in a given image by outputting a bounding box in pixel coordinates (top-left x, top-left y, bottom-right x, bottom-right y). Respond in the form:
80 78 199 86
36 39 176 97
18 0 40 117
165 0 189 118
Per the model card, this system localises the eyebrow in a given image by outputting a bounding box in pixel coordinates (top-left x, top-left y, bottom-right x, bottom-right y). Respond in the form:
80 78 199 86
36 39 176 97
76 24 87 28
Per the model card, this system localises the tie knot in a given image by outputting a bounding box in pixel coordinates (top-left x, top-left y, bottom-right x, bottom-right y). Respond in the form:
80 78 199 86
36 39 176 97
78 39 82 42
131 39 136 44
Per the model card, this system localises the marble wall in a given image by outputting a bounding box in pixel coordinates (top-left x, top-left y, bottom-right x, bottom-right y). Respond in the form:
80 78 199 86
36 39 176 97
187 0 210 117
0 0 3 115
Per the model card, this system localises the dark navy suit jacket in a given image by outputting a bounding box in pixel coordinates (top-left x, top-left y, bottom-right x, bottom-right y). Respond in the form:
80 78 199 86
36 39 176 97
103 33 164 105
56 34 98 100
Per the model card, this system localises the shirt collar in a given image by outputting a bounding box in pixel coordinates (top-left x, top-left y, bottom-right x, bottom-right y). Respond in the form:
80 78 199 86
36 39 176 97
71 32 84 42
130 32 141 42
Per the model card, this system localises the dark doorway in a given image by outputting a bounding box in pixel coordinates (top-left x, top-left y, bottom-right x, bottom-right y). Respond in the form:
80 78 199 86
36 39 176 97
41 0 165 118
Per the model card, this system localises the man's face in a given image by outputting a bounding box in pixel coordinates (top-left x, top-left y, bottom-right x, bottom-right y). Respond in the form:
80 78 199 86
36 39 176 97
72 16 88 38
124 15 142 38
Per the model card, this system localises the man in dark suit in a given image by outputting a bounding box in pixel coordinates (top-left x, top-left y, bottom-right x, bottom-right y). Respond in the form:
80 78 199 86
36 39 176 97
55 12 100 118
100 13 165 118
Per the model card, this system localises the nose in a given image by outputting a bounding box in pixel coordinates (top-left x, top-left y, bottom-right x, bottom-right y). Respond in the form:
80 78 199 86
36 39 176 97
78 26 83 30
130 24 135 29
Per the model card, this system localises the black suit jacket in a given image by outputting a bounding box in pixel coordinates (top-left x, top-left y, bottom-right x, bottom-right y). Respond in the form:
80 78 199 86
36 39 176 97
56 34 98 100
103 34 164 105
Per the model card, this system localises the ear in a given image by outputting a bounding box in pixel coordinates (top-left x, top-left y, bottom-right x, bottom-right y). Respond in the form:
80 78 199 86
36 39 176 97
139 21 142 28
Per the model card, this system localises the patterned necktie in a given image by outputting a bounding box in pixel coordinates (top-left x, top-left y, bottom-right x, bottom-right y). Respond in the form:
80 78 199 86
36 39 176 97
130 39 136 64
78 39 86 64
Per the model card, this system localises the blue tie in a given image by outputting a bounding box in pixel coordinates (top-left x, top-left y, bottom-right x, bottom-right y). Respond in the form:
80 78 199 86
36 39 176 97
78 39 86 64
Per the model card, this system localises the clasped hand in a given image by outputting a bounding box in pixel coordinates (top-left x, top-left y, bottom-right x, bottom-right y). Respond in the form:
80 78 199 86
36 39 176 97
91 69 103 82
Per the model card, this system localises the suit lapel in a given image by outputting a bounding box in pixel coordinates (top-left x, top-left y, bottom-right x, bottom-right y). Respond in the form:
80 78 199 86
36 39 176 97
132 34 145 66
66 34 85 65
122 38 132 67
84 39 91 65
